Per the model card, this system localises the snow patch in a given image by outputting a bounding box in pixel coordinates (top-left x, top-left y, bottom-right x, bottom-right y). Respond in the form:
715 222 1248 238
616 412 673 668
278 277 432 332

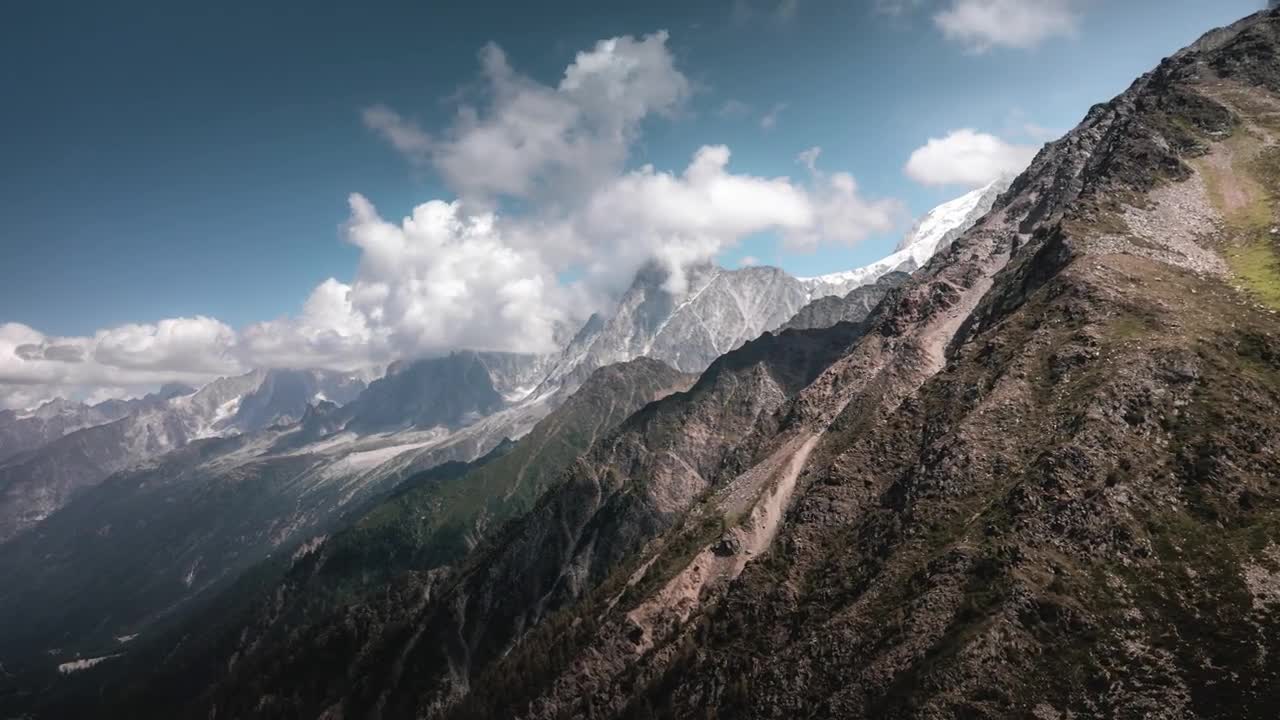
58 655 117 674
323 441 437 477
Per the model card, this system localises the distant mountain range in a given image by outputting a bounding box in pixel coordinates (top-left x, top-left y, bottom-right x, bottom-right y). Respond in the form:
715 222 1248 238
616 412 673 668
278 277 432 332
0 369 366 542
0 384 195 465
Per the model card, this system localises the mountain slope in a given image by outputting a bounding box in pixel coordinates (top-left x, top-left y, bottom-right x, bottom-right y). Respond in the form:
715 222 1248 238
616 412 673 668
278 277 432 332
111 9 1280 720
149 312 877 719
436 10 1280 719
780 271 911 332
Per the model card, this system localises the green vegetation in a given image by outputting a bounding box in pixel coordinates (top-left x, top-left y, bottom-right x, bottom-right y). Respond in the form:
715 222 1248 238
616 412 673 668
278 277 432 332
1195 133 1280 310
1228 238 1280 309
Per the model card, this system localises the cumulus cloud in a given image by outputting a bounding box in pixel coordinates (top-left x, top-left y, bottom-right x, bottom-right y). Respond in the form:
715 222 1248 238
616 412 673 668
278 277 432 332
934 0 1079 52
366 32 689 205
904 129 1039 188
4 31 904 409
787 147 903 251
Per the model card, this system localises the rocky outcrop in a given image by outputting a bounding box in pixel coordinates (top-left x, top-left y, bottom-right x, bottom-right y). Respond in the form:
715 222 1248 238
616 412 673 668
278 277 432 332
780 271 910 332
534 263 818 395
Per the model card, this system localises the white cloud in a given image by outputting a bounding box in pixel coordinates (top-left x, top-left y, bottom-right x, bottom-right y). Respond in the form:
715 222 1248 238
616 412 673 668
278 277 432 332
239 278 381 371
367 32 690 205
573 145 812 292
797 146 823 172
904 129 1039 188
249 141 899 361
934 0 1079 51
93 317 240 374
787 147 903 251
739 256 761 267
0 320 244 410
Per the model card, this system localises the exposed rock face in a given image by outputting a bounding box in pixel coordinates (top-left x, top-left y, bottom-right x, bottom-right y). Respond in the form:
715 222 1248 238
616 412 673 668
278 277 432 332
339 353 508 434
91 10 1280 720
535 263 817 395
539 192 1001 400
226 369 365 432
780 271 911 332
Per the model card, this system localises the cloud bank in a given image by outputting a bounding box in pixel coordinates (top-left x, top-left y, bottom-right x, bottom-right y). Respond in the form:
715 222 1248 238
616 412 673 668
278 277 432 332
2 31 903 410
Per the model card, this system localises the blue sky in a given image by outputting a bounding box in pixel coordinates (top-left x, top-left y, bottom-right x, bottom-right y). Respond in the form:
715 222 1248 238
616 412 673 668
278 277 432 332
0 0 1269 406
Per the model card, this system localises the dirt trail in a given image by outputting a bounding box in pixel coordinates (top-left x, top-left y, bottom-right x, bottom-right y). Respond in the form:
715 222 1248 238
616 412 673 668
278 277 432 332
741 433 820 556
623 431 820 653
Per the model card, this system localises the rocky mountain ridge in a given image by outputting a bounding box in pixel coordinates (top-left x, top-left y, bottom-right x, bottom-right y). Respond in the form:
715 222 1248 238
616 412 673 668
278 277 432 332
81 9 1280 720
0 384 194 464
439 11 1280 719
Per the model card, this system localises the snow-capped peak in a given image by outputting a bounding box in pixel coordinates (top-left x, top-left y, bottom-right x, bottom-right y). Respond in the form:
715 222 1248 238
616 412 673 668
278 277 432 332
893 176 1011 260
799 176 1012 297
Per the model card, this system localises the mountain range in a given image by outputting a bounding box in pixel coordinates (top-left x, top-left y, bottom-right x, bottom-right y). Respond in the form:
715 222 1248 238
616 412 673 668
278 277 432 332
11 8 1272 719
14 9 1280 716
